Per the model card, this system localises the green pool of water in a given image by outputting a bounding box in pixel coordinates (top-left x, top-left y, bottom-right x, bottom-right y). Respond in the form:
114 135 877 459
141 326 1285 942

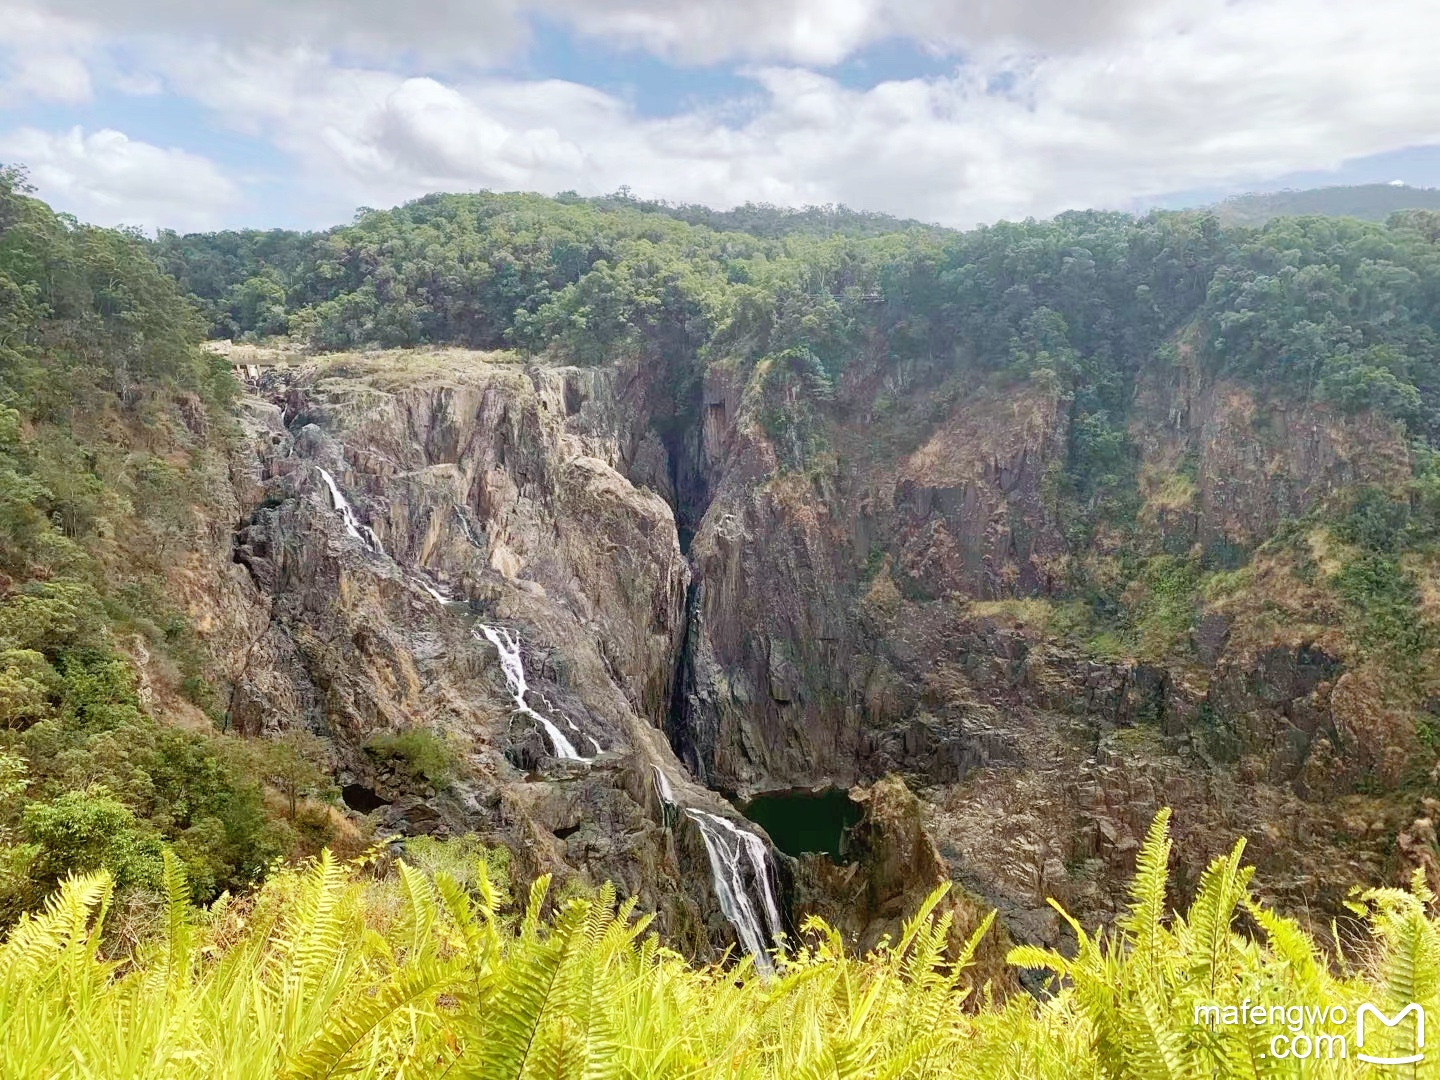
739 787 861 860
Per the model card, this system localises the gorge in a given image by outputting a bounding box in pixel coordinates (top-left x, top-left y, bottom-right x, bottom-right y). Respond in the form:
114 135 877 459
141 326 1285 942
6 179 1440 978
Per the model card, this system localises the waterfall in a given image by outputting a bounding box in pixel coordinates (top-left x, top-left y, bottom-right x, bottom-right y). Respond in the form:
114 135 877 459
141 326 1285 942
685 809 784 974
651 764 676 806
316 467 385 555
416 576 451 605
454 505 485 549
477 624 587 762
652 766 783 972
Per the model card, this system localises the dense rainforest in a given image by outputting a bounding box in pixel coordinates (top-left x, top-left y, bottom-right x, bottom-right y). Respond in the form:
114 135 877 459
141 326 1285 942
156 187 1440 453
8 167 1440 1075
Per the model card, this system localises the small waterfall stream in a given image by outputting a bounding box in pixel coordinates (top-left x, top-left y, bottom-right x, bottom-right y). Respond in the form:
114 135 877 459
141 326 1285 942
454 505 485 549
477 624 588 762
417 577 452 605
316 467 385 555
651 764 676 807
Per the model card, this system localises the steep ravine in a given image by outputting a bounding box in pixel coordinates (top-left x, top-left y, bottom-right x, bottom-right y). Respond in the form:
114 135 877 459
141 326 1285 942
212 350 985 971
204 341 1435 970
639 338 1438 953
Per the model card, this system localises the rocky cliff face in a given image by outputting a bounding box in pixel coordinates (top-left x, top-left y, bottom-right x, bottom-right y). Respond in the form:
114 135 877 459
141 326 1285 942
668 341 1433 945
169 352 711 958
177 340 1434 963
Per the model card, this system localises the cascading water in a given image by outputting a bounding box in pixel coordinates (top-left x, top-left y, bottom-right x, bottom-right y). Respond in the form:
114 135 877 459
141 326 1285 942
454 505 485 549
684 808 784 974
477 624 588 762
416 577 451 605
651 765 676 807
316 467 385 555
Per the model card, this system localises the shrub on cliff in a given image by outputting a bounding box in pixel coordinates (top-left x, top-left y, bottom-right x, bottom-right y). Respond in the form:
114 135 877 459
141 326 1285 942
365 727 461 789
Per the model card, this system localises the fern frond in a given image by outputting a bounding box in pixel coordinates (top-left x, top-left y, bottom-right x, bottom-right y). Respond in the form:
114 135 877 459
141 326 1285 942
161 848 194 988
521 874 552 943
474 896 582 1080
1120 807 1173 970
1181 839 1252 998
283 956 463 1079
397 860 440 959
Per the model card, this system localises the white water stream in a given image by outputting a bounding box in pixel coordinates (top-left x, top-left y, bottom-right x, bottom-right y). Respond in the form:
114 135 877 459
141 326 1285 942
316 467 385 555
454 505 485 549
477 624 587 762
651 765 676 807
417 577 452 605
685 808 784 974
315 464 779 969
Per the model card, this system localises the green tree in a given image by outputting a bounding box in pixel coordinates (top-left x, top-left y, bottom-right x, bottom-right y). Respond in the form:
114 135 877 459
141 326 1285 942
22 786 165 891
262 729 335 822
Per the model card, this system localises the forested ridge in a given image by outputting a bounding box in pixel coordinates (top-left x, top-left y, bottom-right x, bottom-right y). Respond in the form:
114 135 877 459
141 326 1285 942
1215 183 1440 227
156 189 1440 437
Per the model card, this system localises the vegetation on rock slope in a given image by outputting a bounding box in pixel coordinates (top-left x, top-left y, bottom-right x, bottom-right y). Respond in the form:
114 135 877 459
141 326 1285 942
0 168 343 923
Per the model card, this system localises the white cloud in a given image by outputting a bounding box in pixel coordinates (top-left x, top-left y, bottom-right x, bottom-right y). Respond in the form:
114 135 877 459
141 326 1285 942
4 0 1440 230
545 0 1161 65
0 127 242 231
33 0 529 67
29 0 1173 67
0 4 96 103
4 52 92 103
140 0 1440 229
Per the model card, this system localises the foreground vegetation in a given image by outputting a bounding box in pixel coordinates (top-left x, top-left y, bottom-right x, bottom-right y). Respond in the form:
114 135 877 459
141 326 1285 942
2 809 1437 1079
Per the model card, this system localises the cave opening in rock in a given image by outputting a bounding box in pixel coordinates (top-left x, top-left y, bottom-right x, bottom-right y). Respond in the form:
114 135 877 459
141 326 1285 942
563 378 585 416
738 787 861 860
341 784 390 813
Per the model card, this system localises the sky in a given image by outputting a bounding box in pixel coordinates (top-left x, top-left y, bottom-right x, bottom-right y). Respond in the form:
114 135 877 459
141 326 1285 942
0 0 1437 233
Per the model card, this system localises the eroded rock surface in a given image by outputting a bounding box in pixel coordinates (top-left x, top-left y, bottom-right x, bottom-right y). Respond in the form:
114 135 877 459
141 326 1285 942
170 343 1436 963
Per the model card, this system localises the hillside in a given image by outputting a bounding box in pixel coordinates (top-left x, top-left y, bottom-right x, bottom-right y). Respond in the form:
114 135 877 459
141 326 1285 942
140 192 1440 941
1213 182 1440 225
7 176 1440 1001
0 168 346 922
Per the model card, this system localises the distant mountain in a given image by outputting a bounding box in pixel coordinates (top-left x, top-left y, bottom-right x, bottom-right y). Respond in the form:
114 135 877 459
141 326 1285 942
1212 182 1440 225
